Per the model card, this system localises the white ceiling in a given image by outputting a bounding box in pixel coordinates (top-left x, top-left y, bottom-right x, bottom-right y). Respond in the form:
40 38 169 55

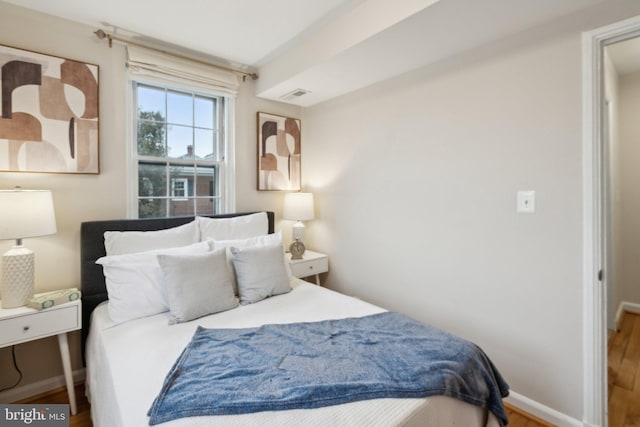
3 0 358 67
3 0 630 106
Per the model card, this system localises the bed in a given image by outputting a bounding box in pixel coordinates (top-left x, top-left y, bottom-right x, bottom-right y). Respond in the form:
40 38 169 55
81 211 508 427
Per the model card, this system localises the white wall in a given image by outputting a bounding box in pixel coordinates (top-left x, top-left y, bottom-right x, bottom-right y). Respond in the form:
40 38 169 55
618 71 640 305
303 28 585 419
605 51 623 329
0 2 300 394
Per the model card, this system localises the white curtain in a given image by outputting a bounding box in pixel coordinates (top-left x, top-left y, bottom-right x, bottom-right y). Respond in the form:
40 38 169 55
127 45 240 96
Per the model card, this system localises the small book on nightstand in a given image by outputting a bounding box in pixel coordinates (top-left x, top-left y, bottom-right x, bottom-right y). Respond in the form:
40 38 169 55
27 288 81 310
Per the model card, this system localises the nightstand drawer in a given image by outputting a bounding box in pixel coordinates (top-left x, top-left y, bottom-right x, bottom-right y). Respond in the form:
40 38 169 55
291 257 329 278
0 304 80 347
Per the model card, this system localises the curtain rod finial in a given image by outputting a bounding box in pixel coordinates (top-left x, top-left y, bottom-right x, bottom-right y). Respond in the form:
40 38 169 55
94 29 113 47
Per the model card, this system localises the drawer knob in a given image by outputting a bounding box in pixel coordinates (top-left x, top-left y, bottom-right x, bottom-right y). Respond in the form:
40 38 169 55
23 325 30 332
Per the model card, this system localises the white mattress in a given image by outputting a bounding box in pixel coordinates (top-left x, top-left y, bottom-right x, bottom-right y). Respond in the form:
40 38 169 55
86 279 501 427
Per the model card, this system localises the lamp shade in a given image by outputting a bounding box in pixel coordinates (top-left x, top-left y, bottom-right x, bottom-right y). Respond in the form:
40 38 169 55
0 189 57 240
283 193 314 221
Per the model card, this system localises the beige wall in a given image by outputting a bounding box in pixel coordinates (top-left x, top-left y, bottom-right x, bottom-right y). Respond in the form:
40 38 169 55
617 71 640 305
302 27 585 418
0 2 299 396
0 3 128 392
605 51 623 329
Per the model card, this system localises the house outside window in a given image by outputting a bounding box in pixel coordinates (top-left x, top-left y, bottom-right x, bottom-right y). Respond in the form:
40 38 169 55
132 82 230 218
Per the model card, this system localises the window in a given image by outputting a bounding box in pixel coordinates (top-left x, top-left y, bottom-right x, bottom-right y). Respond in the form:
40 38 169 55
132 82 230 218
170 178 188 199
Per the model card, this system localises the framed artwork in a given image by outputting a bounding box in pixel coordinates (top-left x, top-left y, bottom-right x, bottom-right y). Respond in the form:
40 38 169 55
0 44 99 174
257 112 301 191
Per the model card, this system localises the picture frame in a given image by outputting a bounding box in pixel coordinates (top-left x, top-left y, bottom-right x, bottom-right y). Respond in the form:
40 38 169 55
257 112 301 191
0 44 100 174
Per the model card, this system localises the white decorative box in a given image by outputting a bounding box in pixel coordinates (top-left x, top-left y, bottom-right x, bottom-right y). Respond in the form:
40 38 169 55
28 288 81 310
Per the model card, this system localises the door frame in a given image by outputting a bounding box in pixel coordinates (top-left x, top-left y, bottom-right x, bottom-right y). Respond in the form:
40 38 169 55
582 14 640 426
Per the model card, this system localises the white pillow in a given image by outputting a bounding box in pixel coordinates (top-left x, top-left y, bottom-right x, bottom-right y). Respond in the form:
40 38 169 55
96 241 213 324
214 231 283 252
197 212 268 241
230 244 291 304
157 249 238 325
104 220 199 256
213 231 291 294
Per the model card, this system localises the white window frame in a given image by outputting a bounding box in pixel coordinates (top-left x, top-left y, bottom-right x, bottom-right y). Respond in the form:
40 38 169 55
126 75 235 218
170 178 189 200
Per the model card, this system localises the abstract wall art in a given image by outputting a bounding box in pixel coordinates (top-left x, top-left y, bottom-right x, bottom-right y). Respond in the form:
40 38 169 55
0 44 99 174
257 112 301 191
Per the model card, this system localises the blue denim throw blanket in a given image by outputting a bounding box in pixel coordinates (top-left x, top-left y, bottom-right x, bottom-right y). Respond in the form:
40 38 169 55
148 312 509 426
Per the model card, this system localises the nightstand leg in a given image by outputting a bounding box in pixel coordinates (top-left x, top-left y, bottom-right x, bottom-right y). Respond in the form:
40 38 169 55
315 274 321 285
57 333 77 415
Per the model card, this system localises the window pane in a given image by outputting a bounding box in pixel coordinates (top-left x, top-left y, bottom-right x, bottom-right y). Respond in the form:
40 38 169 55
195 129 216 159
139 199 167 218
138 162 166 197
194 96 214 129
167 125 194 159
167 91 192 126
196 198 215 215
137 121 166 156
169 199 195 216
195 165 216 197
137 85 165 119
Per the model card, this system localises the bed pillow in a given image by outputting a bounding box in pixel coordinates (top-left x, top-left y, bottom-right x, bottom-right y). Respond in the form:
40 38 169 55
104 220 199 256
96 240 213 324
213 231 291 294
197 212 268 241
230 244 291 304
157 249 238 324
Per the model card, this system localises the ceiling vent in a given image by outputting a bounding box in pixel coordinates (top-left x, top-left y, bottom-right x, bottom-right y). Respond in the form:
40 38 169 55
279 88 311 101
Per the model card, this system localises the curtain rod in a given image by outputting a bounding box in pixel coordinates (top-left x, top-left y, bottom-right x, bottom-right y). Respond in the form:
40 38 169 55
93 29 258 81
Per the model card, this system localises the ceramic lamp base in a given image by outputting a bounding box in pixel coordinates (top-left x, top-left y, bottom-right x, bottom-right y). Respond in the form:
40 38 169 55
1 245 35 308
292 221 305 243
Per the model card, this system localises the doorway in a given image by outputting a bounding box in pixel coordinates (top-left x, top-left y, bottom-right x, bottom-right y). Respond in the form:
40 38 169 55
583 14 640 427
603 36 640 332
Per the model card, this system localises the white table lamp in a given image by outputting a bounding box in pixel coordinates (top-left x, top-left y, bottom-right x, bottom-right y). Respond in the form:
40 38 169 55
283 192 314 244
0 189 57 308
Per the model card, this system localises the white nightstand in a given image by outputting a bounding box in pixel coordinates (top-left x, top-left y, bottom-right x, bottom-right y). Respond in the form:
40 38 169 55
287 250 329 285
0 298 81 415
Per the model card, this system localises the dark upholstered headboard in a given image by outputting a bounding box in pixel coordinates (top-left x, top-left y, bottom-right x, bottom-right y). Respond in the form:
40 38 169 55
80 212 274 357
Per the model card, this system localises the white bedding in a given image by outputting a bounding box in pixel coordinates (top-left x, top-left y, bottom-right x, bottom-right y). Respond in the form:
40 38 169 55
86 279 501 427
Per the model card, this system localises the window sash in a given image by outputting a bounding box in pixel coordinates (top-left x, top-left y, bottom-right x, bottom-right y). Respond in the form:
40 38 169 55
128 78 233 218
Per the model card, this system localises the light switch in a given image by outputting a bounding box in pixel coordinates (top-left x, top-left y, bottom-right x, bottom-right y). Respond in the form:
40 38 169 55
517 191 535 213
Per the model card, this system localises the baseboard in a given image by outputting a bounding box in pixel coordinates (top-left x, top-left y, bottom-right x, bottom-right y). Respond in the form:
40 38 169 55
0 369 85 403
505 391 585 427
615 301 640 330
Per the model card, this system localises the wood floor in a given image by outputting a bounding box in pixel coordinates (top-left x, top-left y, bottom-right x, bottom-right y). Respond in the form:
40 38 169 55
505 403 555 427
609 311 640 427
17 384 550 427
16 383 92 427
